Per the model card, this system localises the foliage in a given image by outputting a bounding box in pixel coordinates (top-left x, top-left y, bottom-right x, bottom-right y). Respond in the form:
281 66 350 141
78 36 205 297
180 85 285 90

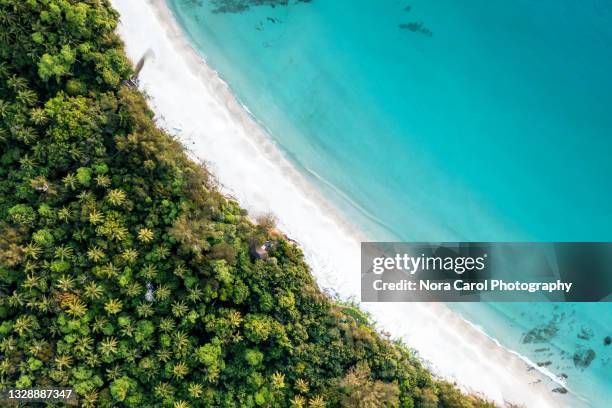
0 0 495 407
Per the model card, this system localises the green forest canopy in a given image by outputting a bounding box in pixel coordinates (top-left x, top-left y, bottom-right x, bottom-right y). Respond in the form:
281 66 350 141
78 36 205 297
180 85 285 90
0 0 494 407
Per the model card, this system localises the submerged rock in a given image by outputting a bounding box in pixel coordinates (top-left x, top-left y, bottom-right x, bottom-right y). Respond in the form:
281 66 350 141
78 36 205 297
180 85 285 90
552 387 568 394
522 321 559 344
210 0 312 14
604 336 611 346
577 326 594 340
573 348 596 369
398 22 433 37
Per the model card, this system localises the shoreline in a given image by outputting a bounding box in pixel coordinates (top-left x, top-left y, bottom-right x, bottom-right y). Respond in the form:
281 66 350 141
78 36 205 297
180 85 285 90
112 1 583 406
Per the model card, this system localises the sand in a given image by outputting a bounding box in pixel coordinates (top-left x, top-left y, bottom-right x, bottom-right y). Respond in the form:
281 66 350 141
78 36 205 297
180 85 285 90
111 1 585 406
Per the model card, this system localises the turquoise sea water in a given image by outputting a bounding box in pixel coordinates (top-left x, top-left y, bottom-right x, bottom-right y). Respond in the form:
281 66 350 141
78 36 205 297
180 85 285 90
167 0 612 404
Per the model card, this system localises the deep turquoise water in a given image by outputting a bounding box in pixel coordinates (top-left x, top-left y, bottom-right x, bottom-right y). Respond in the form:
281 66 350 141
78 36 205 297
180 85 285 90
167 0 611 404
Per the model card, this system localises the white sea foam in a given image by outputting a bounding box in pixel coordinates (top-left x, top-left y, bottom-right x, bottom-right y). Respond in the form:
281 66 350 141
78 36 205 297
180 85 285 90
111 1 584 406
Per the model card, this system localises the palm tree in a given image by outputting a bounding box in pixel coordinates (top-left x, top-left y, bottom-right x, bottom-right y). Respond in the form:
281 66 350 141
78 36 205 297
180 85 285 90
75 335 94 355
54 354 73 371
86 246 106 263
57 206 73 222
125 281 143 298
62 173 77 190
154 244 170 259
7 290 25 307
77 191 95 203
36 295 52 313
295 379 310 394
309 396 326 408
173 331 190 353
0 62 8 79
100 262 118 279
68 145 83 161
121 248 138 263
63 296 88 317
88 208 104 225
188 382 204 399
141 263 158 280
119 321 135 338
72 228 88 242
137 227 154 243
99 337 118 357
271 372 285 390
156 348 172 363
95 174 111 187
22 243 42 260
22 273 42 290
104 298 123 315
55 275 76 291
140 337 155 352
85 353 101 368
155 284 171 301
29 107 47 125
7 75 27 92
105 365 123 381
171 300 188 318
18 154 35 170
187 286 203 303
81 390 99 408
158 317 175 333
15 125 37 144
171 361 188 379
16 89 37 106
13 315 36 336
25 297 38 311
17 125 38 144
24 261 39 274
137 356 156 375
54 245 74 261
154 382 174 400
0 100 10 119
290 395 306 408
173 263 187 278
27 339 47 358
107 189 127 206
136 302 154 318
92 316 109 334
0 336 16 353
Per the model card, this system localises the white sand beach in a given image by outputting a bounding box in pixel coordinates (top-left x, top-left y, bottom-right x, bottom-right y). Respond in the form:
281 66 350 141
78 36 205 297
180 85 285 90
111 1 584 406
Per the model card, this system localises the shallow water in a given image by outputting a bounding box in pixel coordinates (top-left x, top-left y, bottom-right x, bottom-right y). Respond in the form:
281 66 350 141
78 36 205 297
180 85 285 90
167 0 612 404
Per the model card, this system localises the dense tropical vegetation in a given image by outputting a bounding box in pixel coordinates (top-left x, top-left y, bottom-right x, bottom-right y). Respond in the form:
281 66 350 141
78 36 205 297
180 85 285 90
0 0 495 406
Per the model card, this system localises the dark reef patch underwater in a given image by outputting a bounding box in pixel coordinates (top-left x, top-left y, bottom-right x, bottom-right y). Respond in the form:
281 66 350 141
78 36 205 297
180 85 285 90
208 0 313 14
398 22 433 37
